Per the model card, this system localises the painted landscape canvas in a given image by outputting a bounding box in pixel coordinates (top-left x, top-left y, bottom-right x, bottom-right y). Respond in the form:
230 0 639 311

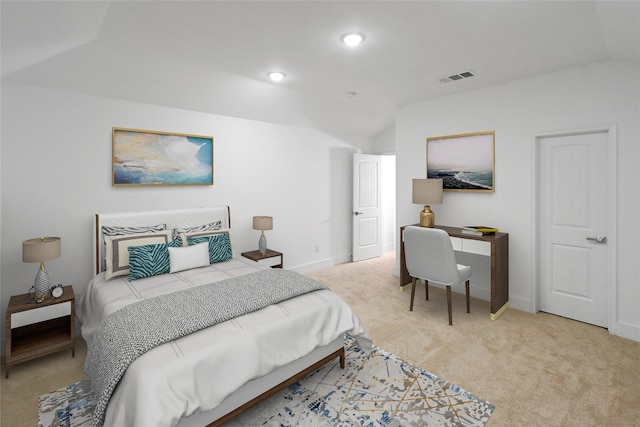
427 131 495 192
112 128 213 186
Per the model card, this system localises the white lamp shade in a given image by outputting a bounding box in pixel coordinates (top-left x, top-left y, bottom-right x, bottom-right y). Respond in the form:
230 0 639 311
412 179 443 205
252 216 273 231
23 237 61 263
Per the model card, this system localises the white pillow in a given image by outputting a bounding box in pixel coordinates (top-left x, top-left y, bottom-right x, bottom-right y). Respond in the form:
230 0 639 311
105 230 173 280
168 242 210 273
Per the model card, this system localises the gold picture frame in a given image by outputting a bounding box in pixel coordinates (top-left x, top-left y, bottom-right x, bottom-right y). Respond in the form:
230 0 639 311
426 130 495 193
112 127 214 186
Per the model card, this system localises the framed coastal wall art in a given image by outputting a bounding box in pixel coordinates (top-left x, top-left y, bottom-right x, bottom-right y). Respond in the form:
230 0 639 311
112 127 214 186
426 130 495 193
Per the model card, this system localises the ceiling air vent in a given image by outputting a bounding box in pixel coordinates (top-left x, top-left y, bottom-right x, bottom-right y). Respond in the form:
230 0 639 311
438 70 476 83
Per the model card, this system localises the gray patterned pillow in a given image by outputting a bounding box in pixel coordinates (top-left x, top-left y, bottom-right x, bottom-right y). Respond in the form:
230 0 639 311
173 221 222 244
128 240 182 280
187 232 232 264
101 224 166 271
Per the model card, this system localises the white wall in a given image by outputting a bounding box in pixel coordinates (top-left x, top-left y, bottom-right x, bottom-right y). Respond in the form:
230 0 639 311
373 125 396 155
396 60 640 341
0 82 373 350
374 126 397 253
381 155 396 252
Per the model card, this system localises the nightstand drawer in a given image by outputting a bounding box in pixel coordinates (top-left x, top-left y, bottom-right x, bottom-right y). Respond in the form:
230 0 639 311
11 301 71 328
257 257 282 268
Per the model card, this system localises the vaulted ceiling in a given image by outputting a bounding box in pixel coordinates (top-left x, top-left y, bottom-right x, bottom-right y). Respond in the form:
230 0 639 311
2 1 639 138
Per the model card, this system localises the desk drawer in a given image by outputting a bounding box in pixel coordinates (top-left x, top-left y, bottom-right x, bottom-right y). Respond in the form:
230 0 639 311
450 237 463 251
450 237 491 256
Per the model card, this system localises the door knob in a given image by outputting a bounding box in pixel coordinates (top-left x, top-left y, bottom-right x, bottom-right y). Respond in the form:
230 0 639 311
586 236 607 244
353 211 363 216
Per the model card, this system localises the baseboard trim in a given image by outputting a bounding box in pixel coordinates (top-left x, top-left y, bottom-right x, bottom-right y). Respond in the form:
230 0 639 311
611 320 640 342
292 254 351 274
491 302 509 320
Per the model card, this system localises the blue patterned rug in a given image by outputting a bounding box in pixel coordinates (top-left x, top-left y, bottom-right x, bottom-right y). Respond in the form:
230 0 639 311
39 336 494 426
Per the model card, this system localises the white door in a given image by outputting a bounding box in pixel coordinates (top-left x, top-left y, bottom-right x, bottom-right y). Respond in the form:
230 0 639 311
537 129 612 327
352 154 382 262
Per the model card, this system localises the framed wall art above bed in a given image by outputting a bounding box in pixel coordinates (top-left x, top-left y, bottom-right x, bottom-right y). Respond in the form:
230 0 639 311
426 130 495 193
112 127 214 186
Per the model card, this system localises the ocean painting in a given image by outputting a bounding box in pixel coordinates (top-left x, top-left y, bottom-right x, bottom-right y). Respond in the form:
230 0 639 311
427 131 494 192
112 128 213 186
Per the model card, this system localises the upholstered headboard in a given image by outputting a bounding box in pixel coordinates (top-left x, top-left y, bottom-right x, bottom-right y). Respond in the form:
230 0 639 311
94 206 230 275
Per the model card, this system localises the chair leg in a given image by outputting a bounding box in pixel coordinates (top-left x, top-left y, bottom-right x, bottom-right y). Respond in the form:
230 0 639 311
410 277 416 311
446 285 453 325
425 280 429 300
465 280 470 313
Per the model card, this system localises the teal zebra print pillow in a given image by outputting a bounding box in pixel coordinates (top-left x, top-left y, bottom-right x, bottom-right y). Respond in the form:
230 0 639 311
187 232 232 264
128 240 181 280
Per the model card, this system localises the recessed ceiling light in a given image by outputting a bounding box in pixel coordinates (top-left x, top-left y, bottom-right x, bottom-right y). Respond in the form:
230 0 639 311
340 32 365 47
267 71 286 82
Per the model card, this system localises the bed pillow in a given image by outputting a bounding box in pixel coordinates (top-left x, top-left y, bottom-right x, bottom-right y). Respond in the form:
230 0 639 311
128 240 182 281
101 223 166 271
172 221 223 245
105 230 173 280
168 242 210 273
187 232 233 264
180 228 237 256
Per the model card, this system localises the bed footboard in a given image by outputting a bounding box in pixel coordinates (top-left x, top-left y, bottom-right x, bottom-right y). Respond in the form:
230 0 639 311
207 346 345 427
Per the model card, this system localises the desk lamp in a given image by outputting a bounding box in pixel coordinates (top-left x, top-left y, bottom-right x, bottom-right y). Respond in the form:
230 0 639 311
23 237 61 302
412 179 443 227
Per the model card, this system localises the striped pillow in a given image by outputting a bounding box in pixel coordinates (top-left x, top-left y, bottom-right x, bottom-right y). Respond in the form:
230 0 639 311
128 240 182 280
103 223 166 236
187 232 232 264
173 221 222 244
101 223 166 271
105 230 174 280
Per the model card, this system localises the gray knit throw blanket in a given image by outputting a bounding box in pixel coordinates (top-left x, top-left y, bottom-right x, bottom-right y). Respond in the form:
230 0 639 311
85 268 328 427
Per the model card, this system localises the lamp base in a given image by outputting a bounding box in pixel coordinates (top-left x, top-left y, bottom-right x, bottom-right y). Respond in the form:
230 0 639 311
258 232 267 255
34 264 50 302
419 205 435 228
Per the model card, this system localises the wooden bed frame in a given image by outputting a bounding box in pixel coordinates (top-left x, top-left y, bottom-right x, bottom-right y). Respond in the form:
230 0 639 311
92 206 345 426
190 343 344 427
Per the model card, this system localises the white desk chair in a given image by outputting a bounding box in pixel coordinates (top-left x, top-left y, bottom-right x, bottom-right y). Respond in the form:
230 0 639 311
404 226 471 325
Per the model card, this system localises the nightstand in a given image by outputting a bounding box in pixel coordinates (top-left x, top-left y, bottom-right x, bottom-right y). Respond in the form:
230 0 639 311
5 285 75 378
241 249 283 268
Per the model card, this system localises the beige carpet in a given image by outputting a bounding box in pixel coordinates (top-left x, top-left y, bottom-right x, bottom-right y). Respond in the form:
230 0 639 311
3 251 639 426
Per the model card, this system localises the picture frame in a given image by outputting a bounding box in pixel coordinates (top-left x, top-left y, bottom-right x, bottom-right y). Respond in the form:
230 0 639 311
426 130 495 193
112 127 213 186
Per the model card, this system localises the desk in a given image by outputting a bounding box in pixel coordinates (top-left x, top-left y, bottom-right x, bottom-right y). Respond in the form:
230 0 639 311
400 224 509 320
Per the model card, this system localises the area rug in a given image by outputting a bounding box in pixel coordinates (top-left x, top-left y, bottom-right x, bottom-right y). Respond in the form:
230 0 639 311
39 335 494 427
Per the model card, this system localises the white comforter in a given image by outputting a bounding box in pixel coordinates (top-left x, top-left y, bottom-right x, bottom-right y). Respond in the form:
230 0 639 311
77 257 370 427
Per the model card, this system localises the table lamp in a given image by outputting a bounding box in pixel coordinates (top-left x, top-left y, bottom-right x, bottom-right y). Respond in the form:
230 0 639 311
412 179 443 227
23 237 61 302
252 216 273 255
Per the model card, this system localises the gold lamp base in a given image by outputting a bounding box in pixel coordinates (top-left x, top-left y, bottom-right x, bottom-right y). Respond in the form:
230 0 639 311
419 205 435 227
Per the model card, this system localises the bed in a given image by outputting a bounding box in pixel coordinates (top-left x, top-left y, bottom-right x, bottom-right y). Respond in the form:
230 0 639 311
77 206 370 427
